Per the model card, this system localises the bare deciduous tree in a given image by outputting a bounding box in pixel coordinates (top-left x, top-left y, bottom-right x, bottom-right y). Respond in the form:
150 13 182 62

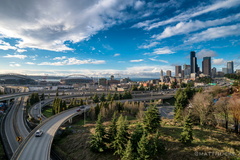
214 97 230 130
190 92 216 127
228 96 240 134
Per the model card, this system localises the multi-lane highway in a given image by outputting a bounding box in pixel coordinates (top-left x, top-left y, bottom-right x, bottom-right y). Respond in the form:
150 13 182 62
12 108 81 160
4 98 20 153
0 90 175 160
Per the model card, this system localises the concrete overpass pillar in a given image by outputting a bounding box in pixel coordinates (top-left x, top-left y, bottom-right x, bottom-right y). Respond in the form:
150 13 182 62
68 118 72 124
7 99 10 106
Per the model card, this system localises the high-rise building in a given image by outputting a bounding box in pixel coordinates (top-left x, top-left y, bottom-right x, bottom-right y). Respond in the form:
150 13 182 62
166 70 171 77
183 64 191 78
202 57 211 76
222 68 228 74
211 67 216 78
227 61 234 74
190 51 198 73
175 66 182 77
160 70 164 82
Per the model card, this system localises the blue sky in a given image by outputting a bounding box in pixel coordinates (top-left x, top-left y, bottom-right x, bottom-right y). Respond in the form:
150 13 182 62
0 0 240 78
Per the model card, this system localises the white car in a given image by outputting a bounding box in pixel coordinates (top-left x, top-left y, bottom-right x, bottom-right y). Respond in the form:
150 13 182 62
35 130 43 137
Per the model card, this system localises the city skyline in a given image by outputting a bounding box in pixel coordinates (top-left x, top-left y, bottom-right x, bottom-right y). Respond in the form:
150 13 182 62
0 0 240 78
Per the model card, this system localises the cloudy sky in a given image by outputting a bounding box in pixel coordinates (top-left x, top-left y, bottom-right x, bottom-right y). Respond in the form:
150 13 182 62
0 0 239 78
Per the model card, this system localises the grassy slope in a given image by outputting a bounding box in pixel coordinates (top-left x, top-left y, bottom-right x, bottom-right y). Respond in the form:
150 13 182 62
42 107 53 118
54 118 240 160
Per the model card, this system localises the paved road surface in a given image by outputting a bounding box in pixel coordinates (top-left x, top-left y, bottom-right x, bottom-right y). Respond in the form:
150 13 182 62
4 98 19 153
16 96 30 138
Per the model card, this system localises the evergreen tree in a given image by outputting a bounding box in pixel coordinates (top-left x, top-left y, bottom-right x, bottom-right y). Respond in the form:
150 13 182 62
130 123 143 153
100 93 106 102
180 115 193 144
107 112 118 144
40 93 45 100
79 99 84 106
121 140 134 160
112 92 119 100
106 93 112 101
137 133 150 160
90 114 107 152
93 94 100 103
143 105 161 133
118 93 122 100
113 115 129 156
94 103 100 119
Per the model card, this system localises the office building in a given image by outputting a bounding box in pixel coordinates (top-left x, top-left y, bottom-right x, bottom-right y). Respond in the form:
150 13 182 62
227 61 234 74
202 57 211 76
211 67 216 78
190 51 198 73
222 68 228 74
166 70 171 77
175 65 182 77
183 64 191 78
160 70 164 82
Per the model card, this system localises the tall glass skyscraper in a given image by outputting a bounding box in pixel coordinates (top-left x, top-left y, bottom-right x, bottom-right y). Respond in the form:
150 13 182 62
190 51 198 73
227 61 234 74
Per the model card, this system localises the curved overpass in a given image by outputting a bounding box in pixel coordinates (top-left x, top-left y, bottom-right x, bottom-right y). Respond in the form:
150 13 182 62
11 107 81 160
9 91 175 160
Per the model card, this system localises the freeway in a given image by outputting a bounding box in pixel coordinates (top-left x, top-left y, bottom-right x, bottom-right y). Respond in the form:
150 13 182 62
12 108 81 160
4 98 20 153
12 93 175 160
15 96 30 138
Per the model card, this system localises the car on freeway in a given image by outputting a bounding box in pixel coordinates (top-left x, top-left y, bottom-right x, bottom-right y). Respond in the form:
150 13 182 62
80 106 85 109
35 130 43 137
76 108 81 112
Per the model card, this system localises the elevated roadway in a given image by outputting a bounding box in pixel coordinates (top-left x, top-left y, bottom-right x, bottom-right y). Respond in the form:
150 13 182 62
12 93 175 160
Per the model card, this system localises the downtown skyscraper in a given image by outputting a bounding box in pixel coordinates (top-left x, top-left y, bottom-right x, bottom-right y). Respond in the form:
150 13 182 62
202 57 211 76
227 61 234 74
190 51 198 74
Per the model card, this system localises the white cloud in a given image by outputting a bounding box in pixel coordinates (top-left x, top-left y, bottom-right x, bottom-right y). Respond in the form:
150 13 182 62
149 58 168 63
130 59 144 62
139 42 160 49
9 62 21 67
29 55 38 60
185 24 240 43
53 56 67 60
146 0 240 30
25 62 35 65
17 49 27 53
153 47 174 55
134 1 145 10
0 40 16 50
0 65 174 78
38 57 106 66
153 13 240 40
196 49 217 59
114 53 120 57
3 54 27 59
212 58 225 65
0 0 135 51
131 19 159 28
102 44 113 50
